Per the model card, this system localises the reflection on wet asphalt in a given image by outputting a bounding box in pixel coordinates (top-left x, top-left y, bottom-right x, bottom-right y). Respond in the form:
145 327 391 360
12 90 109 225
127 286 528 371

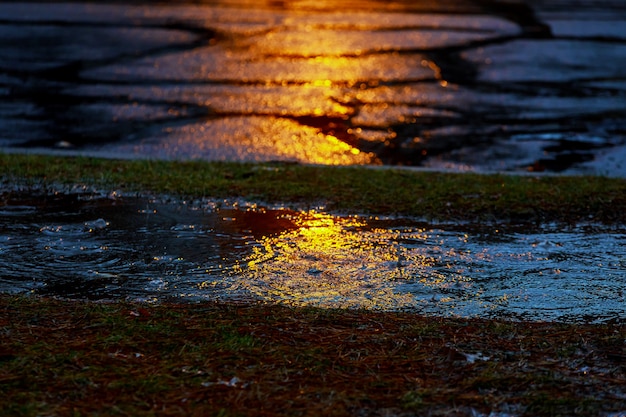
1 0 626 174
1 192 624 322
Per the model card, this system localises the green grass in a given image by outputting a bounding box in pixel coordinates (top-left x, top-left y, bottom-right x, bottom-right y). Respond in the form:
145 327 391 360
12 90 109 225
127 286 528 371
2 153 626 224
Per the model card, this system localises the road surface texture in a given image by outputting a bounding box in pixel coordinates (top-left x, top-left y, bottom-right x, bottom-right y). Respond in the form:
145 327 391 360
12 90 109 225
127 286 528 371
1 0 625 175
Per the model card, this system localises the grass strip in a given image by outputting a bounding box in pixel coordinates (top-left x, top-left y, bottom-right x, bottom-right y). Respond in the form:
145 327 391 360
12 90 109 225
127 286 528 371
2 153 626 224
1 295 625 417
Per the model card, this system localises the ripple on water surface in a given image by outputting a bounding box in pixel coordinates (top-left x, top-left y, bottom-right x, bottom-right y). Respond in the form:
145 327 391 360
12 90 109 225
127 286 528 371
0 193 624 322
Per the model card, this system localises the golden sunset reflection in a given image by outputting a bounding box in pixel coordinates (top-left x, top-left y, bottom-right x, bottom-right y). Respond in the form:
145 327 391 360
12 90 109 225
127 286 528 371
235 21 437 164
244 6 439 161
75 2 509 165
117 116 374 165
231 211 477 310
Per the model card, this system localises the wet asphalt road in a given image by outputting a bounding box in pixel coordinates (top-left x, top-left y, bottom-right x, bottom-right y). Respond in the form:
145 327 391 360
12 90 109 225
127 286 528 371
1 0 626 175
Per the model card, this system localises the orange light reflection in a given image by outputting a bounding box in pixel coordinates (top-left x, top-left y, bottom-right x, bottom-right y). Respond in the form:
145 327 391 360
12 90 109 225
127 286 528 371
230 12 438 165
232 211 474 310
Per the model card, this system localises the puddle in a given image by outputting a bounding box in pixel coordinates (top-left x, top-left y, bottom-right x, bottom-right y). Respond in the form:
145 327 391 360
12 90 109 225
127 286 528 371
1 191 624 323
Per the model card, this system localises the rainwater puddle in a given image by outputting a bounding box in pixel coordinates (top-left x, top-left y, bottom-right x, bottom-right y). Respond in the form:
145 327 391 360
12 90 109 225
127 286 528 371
1 191 624 323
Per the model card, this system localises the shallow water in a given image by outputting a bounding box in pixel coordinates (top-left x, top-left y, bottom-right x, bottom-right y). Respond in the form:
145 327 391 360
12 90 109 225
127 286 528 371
1 191 624 323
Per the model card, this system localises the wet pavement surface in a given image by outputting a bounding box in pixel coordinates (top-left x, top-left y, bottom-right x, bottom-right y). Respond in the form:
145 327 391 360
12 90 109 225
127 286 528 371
1 190 624 323
2 0 626 175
